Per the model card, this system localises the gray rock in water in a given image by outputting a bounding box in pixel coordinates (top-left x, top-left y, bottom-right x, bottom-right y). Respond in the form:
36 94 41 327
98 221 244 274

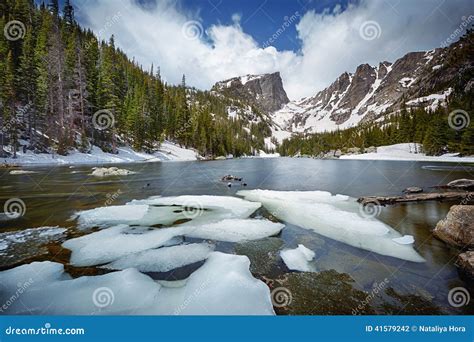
403 186 423 194
433 205 474 248
447 179 474 190
457 251 474 279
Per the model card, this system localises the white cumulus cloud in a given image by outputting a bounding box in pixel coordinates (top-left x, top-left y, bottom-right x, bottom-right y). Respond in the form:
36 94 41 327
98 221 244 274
77 0 473 100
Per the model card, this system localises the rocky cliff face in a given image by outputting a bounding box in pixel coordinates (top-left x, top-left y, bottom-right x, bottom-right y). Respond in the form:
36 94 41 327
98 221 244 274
212 72 290 114
270 32 473 135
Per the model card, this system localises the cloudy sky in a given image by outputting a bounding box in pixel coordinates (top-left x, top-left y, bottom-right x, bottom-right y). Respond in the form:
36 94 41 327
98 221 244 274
73 0 473 100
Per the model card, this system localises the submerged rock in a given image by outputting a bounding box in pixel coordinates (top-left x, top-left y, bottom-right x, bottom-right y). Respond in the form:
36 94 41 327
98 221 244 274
0 227 67 268
266 270 375 315
382 287 441 315
433 205 474 248
234 237 284 276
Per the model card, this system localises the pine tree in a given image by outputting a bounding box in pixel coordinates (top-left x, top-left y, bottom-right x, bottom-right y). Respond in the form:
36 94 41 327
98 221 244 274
63 0 74 26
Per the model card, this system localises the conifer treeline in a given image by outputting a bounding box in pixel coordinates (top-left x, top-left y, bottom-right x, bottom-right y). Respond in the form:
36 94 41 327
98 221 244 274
279 102 473 157
280 29 473 158
0 0 265 158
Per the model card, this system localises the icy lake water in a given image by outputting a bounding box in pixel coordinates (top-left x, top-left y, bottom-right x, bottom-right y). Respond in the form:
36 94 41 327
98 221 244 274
0 157 473 315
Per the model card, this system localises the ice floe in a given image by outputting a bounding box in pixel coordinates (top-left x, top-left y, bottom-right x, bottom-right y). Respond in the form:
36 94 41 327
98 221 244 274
64 219 284 267
237 190 425 263
0 252 275 315
62 225 182 266
280 244 316 272
9 170 38 175
184 219 284 243
74 195 261 229
103 243 215 272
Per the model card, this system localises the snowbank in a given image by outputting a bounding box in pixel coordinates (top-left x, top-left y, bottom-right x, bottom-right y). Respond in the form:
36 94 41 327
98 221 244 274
340 143 474 163
1 141 198 166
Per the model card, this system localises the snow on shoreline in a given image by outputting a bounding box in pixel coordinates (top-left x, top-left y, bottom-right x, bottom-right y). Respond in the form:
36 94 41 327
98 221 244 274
1 141 198 166
340 143 474 163
3 142 472 166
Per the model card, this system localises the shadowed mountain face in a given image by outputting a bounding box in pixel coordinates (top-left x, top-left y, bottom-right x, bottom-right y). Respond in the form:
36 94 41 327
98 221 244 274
212 72 290 114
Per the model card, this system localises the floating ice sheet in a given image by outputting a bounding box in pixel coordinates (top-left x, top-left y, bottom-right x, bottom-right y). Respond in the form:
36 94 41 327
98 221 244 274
74 195 261 229
238 190 425 263
62 225 182 267
0 252 274 315
103 243 215 272
183 219 284 243
64 219 284 267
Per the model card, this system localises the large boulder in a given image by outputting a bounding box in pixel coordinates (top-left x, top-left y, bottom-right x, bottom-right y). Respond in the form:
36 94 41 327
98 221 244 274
433 205 474 248
457 251 474 278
